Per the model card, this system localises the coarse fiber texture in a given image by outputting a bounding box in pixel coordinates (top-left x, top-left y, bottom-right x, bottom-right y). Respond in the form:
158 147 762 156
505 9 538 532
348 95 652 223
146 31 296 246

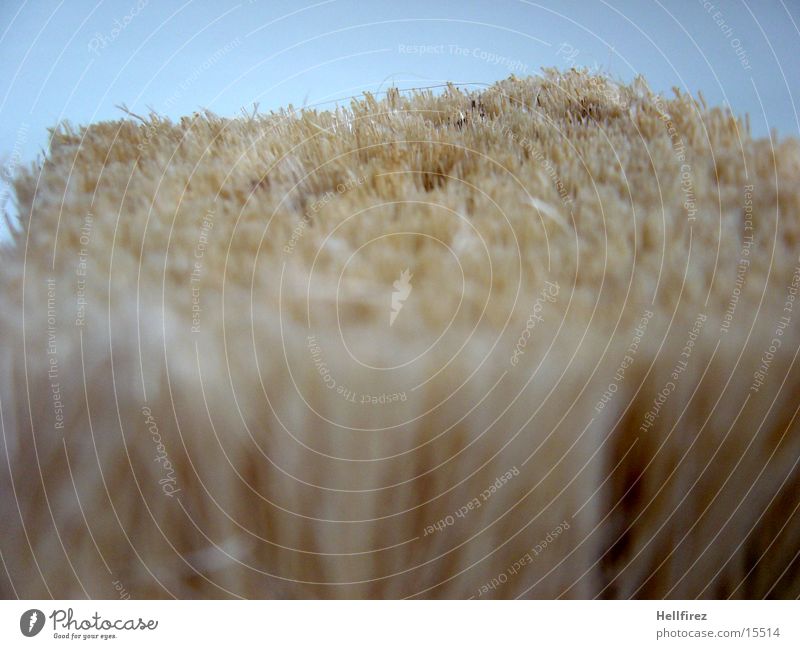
2 69 800 599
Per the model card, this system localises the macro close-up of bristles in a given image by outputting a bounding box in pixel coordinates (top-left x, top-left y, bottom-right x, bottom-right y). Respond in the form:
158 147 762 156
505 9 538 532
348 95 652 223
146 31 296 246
1 68 799 599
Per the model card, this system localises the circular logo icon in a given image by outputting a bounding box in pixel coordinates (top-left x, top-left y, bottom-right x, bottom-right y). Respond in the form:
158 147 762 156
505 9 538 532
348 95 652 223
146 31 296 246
20 609 45 637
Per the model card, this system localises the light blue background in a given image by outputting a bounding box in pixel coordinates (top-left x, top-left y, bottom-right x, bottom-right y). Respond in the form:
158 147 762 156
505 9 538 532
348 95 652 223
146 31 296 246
1 0 798 238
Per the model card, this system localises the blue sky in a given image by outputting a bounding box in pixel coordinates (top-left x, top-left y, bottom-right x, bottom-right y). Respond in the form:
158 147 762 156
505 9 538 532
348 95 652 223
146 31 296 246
1 0 798 236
